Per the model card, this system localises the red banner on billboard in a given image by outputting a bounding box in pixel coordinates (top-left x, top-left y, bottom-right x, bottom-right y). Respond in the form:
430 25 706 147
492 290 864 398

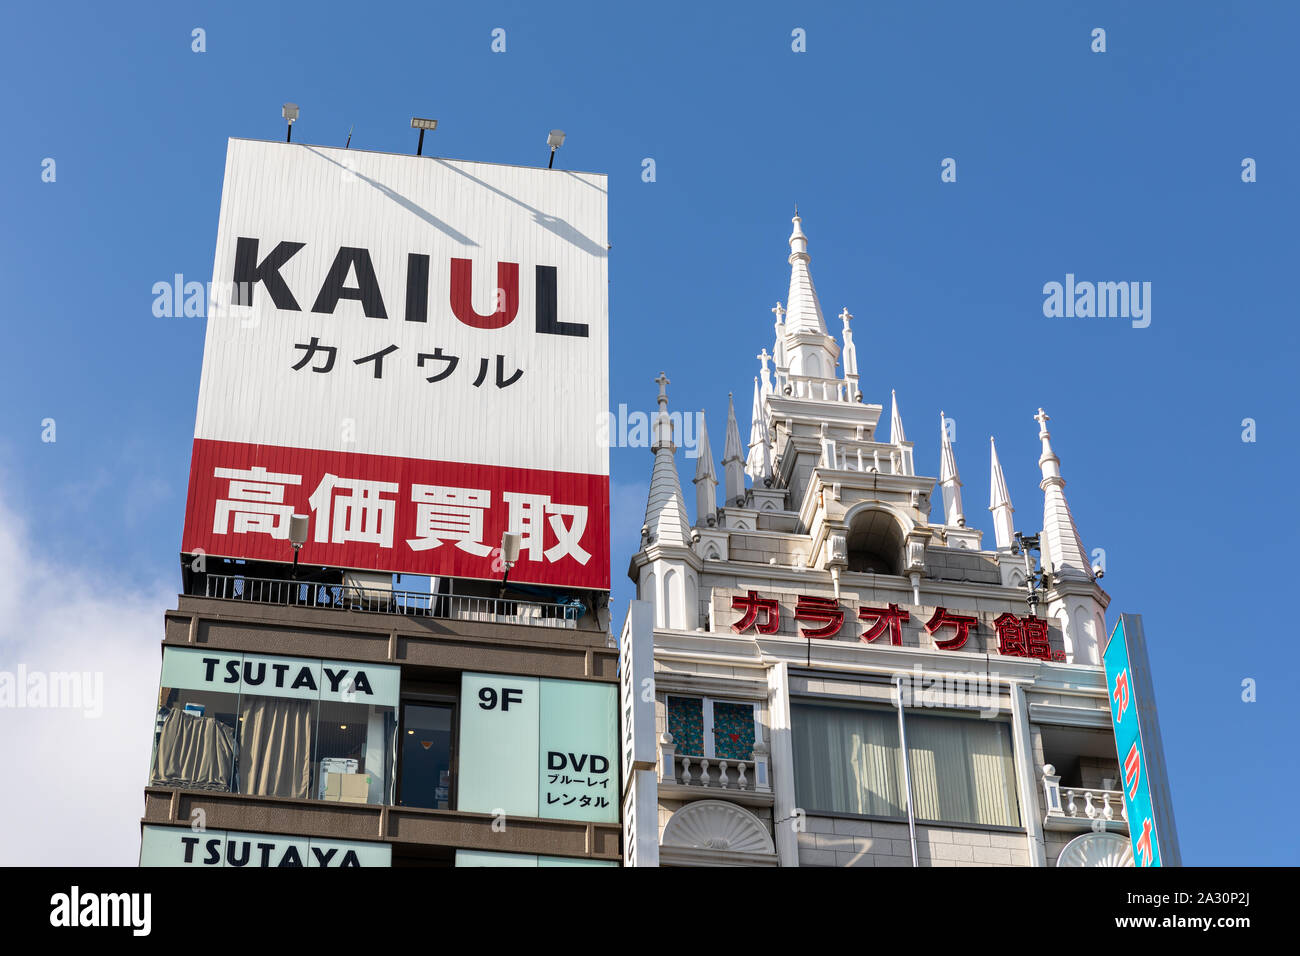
182 438 609 589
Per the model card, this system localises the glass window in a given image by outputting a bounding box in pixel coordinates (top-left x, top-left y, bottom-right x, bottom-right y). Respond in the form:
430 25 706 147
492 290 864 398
667 695 755 760
906 713 1020 827
791 703 905 818
149 648 398 806
791 702 1021 827
152 685 240 793
238 694 318 799
399 703 454 810
315 700 397 805
667 696 704 756
151 649 242 794
713 701 755 760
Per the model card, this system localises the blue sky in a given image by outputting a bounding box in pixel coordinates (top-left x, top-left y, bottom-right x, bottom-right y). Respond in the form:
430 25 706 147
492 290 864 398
2 1 1296 865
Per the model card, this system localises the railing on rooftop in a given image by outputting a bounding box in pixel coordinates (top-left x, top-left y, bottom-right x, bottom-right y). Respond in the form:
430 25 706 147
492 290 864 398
780 373 853 403
195 573 580 628
818 438 915 477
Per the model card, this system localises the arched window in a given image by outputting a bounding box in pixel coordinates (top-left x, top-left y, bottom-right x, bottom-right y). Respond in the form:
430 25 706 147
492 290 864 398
664 568 681 629
846 509 905 575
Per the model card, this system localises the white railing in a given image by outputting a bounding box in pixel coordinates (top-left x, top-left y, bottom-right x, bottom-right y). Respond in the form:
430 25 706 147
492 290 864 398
1041 764 1128 825
781 373 853 403
658 733 771 794
819 439 914 477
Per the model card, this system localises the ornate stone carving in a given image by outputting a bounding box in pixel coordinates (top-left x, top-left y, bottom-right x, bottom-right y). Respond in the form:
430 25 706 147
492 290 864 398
1055 831 1134 867
661 800 775 854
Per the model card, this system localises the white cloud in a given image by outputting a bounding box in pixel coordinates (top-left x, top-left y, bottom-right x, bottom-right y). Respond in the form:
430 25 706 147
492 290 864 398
0 488 171 865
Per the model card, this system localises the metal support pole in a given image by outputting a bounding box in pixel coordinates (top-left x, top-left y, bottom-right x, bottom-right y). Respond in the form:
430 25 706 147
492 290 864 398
894 675 919 867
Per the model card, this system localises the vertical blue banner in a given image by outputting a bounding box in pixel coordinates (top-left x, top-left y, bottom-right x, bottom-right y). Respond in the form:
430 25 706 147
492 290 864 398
1103 617 1163 866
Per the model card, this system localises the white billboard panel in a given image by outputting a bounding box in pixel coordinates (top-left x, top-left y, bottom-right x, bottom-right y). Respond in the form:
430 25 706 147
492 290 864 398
182 140 609 588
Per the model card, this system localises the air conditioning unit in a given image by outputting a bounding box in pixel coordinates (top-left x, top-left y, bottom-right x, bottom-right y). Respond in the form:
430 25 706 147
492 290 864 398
342 571 394 608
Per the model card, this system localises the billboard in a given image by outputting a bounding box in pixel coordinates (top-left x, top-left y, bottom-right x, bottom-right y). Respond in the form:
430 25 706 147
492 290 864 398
181 139 609 588
1103 614 1181 867
457 672 617 824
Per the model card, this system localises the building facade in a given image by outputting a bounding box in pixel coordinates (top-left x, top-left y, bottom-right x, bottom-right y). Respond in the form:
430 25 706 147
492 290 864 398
619 214 1177 867
140 138 618 868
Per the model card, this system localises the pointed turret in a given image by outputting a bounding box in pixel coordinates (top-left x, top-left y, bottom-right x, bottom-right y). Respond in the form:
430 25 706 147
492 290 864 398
1034 408 1090 581
780 212 840 381
784 213 826 336
839 307 859 400
890 390 907 445
988 436 1015 550
757 348 774 397
939 411 965 527
692 410 718 528
722 391 746 506
745 377 772 485
641 373 691 548
771 302 787 379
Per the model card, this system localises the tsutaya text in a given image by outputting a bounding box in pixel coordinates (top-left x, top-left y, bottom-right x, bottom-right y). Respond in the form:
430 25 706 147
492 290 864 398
182 440 608 588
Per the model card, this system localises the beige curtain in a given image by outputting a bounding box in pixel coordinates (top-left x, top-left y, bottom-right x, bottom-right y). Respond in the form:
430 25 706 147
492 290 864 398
151 708 236 791
792 705 904 817
905 714 1019 827
238 697 314 799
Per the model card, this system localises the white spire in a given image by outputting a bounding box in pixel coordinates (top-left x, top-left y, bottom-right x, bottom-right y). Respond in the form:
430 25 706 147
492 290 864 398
1035 408 1090 580
839 307 859 399
642 373 691 547
771 302 787 375
722 391 746 506
784 213 827 336
693 410 717 528
989 436 1015 550
939 410 965 527
757 348 774 396
745 377 772 485
890 389 907 445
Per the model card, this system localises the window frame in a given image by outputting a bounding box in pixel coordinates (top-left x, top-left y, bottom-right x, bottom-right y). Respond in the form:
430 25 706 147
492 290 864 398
666 693 762 760
396 694 459 811
790 697 1024 830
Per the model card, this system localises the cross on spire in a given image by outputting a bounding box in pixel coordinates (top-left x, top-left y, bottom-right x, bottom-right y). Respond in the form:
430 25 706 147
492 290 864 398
772 302 785 321
757 348 771 371
655 372 670 411
839 307 853 326
1035 407 1050 430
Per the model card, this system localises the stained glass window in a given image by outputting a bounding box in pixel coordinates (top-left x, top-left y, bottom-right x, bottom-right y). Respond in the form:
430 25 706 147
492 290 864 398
713 702 755 760
667 696 704 756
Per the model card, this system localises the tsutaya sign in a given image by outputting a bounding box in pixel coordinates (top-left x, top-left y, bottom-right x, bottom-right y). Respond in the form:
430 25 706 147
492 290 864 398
139 824 391 867
1103 614 1181 867
181 139 609 589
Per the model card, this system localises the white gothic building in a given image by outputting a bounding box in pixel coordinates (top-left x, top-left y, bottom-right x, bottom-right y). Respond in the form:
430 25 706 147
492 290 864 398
618 214 1164 868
